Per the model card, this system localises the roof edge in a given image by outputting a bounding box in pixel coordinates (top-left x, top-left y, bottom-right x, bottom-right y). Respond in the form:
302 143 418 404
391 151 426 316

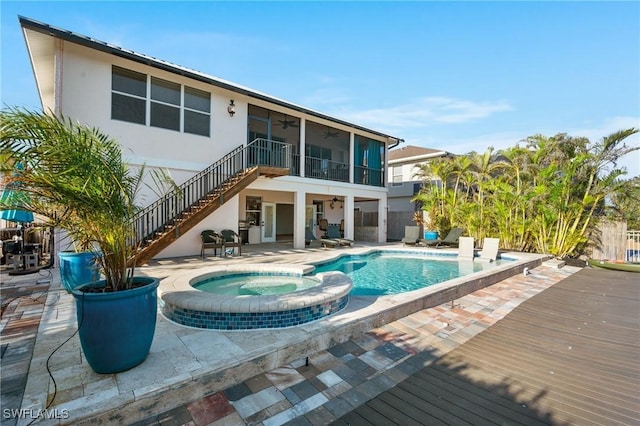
18 15 403 143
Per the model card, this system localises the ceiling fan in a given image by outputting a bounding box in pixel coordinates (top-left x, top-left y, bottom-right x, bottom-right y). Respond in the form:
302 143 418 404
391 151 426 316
277 115 299 129
328 196 343 209
324 127 339 139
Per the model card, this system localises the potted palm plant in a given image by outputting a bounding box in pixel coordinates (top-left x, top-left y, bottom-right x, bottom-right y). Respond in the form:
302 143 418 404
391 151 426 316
1 108 170 374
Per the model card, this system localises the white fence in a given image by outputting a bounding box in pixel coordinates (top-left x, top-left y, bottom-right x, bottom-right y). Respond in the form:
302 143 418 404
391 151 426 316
627 230 640 262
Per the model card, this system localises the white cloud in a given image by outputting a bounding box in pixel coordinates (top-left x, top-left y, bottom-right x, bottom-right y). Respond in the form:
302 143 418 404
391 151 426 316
302 87 353 108
332 96 513 133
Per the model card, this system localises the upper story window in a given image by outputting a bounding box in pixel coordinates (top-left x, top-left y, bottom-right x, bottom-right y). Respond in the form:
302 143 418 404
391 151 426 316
392 165 403 186
112 67 146 125
184 86 211 136
151 77 180 131
111 66 211 137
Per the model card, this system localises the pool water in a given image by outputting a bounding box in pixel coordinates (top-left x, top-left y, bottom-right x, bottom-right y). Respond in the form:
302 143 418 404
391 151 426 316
193 274 321 296
312 252 500 296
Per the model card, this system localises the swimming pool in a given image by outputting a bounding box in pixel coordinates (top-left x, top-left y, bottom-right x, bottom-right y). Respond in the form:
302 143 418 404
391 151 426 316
312 251 505 295
159 248 521 330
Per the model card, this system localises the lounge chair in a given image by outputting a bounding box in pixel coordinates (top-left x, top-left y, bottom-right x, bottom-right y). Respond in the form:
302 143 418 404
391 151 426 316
401 226 420 246
478 237 499 262
326 224 354 246
320 237 341 248
200 230 224 259
419 227 464 248
220 229 242 256
458 236 475 260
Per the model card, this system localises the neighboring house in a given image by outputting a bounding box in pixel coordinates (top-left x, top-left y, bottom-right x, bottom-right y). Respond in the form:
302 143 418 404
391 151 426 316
386 145 449 240
19 17 404 259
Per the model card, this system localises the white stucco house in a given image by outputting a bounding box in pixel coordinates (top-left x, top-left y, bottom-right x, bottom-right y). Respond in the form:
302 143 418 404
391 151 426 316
386 145 449 240
18 16 404 259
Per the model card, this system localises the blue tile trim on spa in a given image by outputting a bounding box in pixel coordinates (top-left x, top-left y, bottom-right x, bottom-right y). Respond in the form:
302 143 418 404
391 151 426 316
161 296 349 330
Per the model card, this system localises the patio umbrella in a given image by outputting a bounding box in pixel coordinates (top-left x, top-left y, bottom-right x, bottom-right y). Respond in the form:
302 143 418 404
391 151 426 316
0 180 35 270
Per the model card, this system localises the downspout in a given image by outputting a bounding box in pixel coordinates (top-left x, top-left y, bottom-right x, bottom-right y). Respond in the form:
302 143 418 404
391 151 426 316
54 38 63 116
388 137 404 150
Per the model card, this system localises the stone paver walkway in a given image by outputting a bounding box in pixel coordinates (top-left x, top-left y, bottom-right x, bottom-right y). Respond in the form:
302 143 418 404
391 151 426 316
1 267 55 426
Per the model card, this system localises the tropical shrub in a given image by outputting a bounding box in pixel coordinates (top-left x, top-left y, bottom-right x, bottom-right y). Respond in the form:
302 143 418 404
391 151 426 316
412 129 639 257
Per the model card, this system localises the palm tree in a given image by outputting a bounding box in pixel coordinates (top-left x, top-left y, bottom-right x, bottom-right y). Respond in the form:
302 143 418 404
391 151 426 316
1 108 147 291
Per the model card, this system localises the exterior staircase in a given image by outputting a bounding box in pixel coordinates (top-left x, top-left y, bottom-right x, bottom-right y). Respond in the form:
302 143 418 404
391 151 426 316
129 140 291 266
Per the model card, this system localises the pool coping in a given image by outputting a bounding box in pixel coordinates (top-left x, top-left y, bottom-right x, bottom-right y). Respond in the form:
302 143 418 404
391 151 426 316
160 264 352 314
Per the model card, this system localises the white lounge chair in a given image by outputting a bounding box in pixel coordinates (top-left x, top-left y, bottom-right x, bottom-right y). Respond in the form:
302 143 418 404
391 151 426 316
458 237 475 260
478 238 500 262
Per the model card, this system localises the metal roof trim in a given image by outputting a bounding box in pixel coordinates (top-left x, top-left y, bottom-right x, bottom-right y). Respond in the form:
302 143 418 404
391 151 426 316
19 16 402 143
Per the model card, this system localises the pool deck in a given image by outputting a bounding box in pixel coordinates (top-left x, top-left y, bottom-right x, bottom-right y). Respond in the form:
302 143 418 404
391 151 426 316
335 266 640 425
1 242 579 425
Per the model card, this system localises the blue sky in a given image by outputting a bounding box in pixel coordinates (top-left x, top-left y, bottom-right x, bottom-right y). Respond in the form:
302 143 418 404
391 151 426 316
2 1 639 176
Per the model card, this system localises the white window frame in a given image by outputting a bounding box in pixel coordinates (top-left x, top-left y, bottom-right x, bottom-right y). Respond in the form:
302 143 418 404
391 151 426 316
111 66 211 137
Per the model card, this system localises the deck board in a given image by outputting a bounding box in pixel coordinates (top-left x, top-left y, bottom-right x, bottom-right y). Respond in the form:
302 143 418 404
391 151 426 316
334 268 640 425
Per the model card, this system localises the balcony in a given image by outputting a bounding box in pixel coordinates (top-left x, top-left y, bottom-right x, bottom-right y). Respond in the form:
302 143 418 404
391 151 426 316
289 154 384 187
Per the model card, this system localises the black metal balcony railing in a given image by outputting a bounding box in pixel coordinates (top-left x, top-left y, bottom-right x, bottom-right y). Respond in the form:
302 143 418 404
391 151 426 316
354 165 384 187
304 157 350 182
131 139 291 249
291 154 384 186
247 138 292 169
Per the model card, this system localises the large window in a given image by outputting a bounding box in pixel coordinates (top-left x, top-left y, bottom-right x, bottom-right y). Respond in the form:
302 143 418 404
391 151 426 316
184 86 211 136
111 66 211 136
112 67 146 124
392 165 403 186
150 77 180 131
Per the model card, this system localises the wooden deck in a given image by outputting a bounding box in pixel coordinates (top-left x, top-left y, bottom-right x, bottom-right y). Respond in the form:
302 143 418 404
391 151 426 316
334 268 640 425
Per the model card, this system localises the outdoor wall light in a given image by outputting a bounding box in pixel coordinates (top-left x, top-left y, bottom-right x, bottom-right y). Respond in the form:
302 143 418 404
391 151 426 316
227 100 236 117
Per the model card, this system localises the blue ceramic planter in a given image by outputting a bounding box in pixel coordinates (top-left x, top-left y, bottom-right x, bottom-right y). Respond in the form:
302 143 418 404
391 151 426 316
71 277 159 374
424 231 439 240
58 251 100 292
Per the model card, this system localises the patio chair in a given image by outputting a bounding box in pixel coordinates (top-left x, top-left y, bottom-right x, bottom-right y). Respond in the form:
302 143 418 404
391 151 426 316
220 229 242 256
327 224 354 247
458 237 475 260
401 226 420 246
200 230 224 259
319 218 329 238
420 227 464 248
478 237 500 262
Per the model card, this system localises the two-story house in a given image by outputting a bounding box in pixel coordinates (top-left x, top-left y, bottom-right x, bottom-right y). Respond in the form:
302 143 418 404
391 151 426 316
18 16 404 260
386 145 449 240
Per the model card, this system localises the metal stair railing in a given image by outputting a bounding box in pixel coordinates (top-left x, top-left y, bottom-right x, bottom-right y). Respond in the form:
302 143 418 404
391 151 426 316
131 139 291 250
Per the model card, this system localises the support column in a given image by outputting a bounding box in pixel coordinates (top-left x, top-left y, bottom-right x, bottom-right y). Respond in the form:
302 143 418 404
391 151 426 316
299 118 306 178
349 133 355 183
344 195 355 240
294 190 306 249
378 196 387 243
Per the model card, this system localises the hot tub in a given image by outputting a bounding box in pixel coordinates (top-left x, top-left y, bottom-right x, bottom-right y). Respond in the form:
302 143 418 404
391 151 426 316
159 264 352 330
